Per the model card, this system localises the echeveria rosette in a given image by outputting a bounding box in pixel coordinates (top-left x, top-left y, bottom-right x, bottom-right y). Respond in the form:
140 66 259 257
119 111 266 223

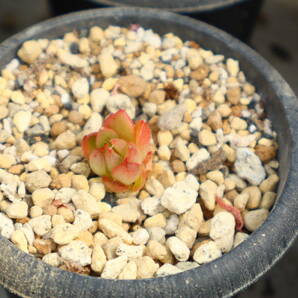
82 110 153 193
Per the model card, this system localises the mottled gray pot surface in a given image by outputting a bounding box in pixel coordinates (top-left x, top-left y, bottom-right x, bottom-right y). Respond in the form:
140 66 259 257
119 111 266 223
0 7 297 298
88 0 250 12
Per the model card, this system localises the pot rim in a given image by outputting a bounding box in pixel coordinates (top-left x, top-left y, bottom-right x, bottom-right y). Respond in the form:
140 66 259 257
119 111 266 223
0 7 297 298
87 0 251 13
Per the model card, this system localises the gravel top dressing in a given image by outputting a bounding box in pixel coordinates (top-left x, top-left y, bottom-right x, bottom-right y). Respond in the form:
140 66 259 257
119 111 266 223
0 24 279 279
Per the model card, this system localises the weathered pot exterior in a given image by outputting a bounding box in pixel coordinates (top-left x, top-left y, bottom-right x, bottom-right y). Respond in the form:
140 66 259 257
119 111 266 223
48 0 264 41
0 8 297 298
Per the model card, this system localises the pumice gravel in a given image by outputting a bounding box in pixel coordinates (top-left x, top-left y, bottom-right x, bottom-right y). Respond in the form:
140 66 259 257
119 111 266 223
0 24 279 279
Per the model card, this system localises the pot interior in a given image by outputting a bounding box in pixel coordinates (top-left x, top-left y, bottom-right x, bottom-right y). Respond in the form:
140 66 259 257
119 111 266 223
0 9 290 200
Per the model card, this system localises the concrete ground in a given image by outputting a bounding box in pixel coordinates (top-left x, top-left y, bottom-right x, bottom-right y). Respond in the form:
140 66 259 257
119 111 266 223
0 0 297 297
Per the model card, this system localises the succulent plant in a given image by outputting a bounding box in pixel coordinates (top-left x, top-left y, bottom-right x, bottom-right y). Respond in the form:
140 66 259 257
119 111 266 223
82 110 153 192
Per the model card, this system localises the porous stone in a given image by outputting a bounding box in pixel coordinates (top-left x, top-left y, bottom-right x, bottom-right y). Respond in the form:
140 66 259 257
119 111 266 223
166 236 190 262
5 201 28 219
101 255 128 279
29 215 51 236
193 240 222 264
156 264 182 277
244 209 269 232
51 223 80 245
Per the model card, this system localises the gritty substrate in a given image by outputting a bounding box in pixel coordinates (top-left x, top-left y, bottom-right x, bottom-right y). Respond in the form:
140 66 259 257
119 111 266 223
0 24 279 279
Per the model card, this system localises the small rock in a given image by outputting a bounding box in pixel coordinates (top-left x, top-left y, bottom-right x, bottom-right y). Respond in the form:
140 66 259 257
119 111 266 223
242 186 261 209
57 49 88 68
144 213 167 229
161 181 197 214
141 196 165 216
210 211 235 252
176 225 197 248
72 175 89 191
42 253 61 267
143 102 157 117
83 112 103 133
101 255 128 279
174 138 190 161
244 209 269 232
193 240 222 264
72 78 89 99
235 148 266 185
118 75 147 97
25 170 52 192
149 90 166 104
91 242 107 273
5 201 28 219
11 229 28 253
136 256 159 279
145 177 165 197
54 131 76 150
18 40 41 63
13 110 31 132
186 149 210 171
187 48 202 70
176 261 199 271
116 243 144 258
118 260 137 279
259 174 279 192
260 192 276 209
59 240 92 266
112 203 140 223
29 215 51 236
89 182 105 201
55 188 76 204
0 106 8 119
233 232 249 248
26 157 52 172
51 223 80 245
0 212 14 238
106 94 135 118
90 88 109 113
156 264 182 277
226 58 239 77
30 206 43 218
198 129 217 146
73 209 93 232
72 190 101 217
165 214 179 235
158 104 186 131
10 90 26 104
199 180 217 211
0 154 16 169
98 218 132 244
234 193 249 211
99 50 118 78
166 236 190 262
147 227 166 243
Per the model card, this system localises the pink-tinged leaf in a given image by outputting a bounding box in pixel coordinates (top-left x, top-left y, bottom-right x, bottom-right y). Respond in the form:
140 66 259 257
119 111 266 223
103 110 134 142
89 148 107 176
81 132 97 159
96 128 118 148
134 120 151 158
103 144 122 172
110 138 128 157
103 177 130 193
215 196 244 231
112 159 141 185
130 172 147 192
143 151 153 172
126 143 142 164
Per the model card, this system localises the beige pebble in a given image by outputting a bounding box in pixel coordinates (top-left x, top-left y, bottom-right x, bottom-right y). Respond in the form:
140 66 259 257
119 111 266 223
93 232 108 247
259 174 279 192
103 237 123 260
146 240 173 263
118 260 137 279
157 131 173 146
244 209 269 232
11 229 28 253
116 243 144 259
11 90 25 104
230 117 247 130
234 193 249 211
0 154 16 169
32 188 54 208
99 50 118 78
101 255 128 279
0 106 8 119
52 214 65 227
144 213 167 229
158 145 171 161
260 192 276 209
72 175 89 191
98 218 132 244
91 242 107 273
54 131 76 150
132 228 150 245
89 182 105 201
180 203 203 232
158 170 176 188
193 240 221 264
226 58 239 77
72 190 101 218
212 89 225 104
6 201 28 219
175 225 197 248
136 256 159 279
89 26 104 41
166 236 190 262
206 171 224 185
112 203 140 223
51 223 80 245
30 206 43 218
18 40 41 63
227 87 241 104
198 129 217 146
174 139 190 161
233 232 249 248
25 170 52 192
13 110 32 133
200 180 217 210
156 263 182 277
242 186 261 209
210 211 235 252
